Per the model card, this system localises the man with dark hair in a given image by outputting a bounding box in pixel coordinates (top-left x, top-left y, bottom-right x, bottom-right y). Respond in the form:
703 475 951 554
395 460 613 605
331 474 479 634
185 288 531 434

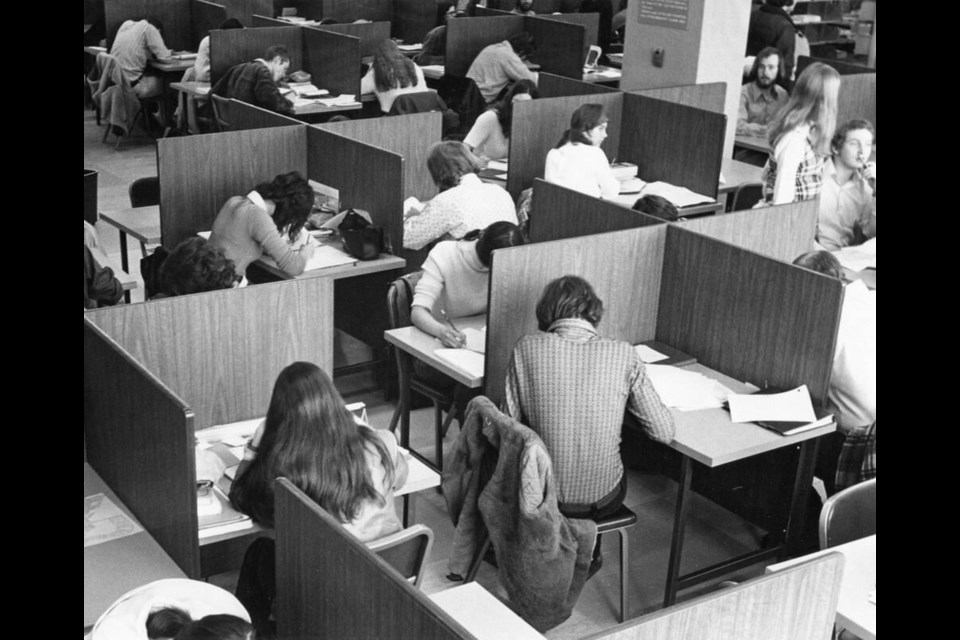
109 17 172 98
817 119 876 251
466 33 538 103
738 47 789 138
212 45 294 114
746 1 798 85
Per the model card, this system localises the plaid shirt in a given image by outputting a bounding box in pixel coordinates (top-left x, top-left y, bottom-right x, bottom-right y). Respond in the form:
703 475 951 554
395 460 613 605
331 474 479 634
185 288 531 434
834 421 876 492
762 124 825 204
504 318 675 504
212 60 293 114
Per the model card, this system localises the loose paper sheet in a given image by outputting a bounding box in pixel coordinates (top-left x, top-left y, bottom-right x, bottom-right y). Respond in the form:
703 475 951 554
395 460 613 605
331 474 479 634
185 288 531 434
645 364 735 411
634 344 668 363
435 349 485 379
727 385 817 423
84 493 143 548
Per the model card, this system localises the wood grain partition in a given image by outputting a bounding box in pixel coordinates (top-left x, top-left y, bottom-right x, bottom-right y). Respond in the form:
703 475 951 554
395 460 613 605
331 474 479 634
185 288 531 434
221 0 273 24
105 0 192 51
306 127 405 256
313 21 391 58
84 318 200 578
585 554 843 640
314 112 442 201
191 0 228 47
836 72 877 134
656 227 843 405
85 278 336 429
230 98 304 130
445 15 525 77
620 93 725 200
275 479 474 639
322 0 393 22
394 0 437 44
631 82 727 114
507 92 623 199
538 72 619 98
158 125 308 249
679 199 818 264
277 0 324 20
528 179 665 243
210 25 301 85
797 55 876 77
526 15 589 78
485 226 667 405
303 27 362 97
250 13 289 26
476 10 598 61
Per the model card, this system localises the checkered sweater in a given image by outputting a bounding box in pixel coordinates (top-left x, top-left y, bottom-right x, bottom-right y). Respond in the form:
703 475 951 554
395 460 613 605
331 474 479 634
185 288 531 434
504 319 675 504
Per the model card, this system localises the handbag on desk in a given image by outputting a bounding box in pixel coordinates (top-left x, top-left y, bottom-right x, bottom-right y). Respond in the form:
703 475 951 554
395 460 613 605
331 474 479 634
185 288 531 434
339 209 386 261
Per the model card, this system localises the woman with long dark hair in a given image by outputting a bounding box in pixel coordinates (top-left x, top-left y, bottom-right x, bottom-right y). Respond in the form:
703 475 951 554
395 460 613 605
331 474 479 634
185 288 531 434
230 361 408 540
361 39 428 113
463 79 538 163
544 103 619 199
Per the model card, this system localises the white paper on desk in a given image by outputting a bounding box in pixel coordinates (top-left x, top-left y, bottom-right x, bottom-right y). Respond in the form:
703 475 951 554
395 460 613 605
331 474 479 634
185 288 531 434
195 85 210 95
197 230 211 240
420 65 445 75
84 493 144 547
289 83 327 97
317 94 358 106
397 44 422 52
486 160 508 172
435 349 485 379
634 344 668 363
727 385 817 424
641 182 714 207
461 327 486 354
645 364 736 411
833 237 876 271
303 245 357 271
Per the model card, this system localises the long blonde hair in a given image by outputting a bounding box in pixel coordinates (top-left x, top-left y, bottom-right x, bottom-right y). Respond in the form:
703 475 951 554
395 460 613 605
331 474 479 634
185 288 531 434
767 62 840 157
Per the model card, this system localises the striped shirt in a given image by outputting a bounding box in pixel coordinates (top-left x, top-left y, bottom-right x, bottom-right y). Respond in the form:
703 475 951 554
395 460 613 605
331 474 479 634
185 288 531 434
109 19 171 85
504 318 675 504
762 124 825 204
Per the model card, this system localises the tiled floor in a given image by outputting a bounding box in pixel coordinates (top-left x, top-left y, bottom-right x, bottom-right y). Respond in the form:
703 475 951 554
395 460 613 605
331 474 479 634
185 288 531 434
84 107 770 638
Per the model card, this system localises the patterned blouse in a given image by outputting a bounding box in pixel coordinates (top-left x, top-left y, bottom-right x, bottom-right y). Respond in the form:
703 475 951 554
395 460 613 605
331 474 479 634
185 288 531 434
762 124 825 204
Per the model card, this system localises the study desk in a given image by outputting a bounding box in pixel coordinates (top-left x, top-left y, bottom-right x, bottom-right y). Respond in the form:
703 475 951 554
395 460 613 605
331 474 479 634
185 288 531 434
84 463 187 631
99 205 162 276
767 534 876 640
582 64 621 85
611 191 724 219
170 81 210 134
734 134 772 155
623 362 837 607
719 157 764 196
384 314 487 472
430 582 545 640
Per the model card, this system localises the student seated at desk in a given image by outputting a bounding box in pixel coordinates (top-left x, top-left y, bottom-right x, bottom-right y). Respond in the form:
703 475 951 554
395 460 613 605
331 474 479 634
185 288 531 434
545 104 620 200
504 276 674 570
464 79 538 163
208 172 315 278
404 142 518 250
761 62 840 205
193 18 244 83
109 17 172 99
361 39 428 114
466 32 539 104
413 26 446 67
816 119 877 251
211 45 294 115
153 237 241 298
632 194 679 222
83 244 124 309
89 578 251 640
737 47 790 140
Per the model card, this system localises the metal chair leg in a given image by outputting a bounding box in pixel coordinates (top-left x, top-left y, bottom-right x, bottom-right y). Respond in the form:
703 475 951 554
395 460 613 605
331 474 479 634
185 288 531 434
619 528 629 622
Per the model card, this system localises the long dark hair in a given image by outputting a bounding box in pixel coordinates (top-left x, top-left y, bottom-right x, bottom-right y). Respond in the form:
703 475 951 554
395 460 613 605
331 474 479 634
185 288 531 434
554 103 607 148
461 220 527 267
253 172 314 242
492 79 538 138
372 39 419 92
229 362 394 527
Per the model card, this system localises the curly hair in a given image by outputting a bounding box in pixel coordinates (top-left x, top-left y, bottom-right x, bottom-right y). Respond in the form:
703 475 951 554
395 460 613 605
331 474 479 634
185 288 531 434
253 171 314 242
159 237 239 296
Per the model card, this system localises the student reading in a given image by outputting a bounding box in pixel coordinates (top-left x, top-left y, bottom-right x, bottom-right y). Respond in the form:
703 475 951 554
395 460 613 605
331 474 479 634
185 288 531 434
545 104 620 200
361 39 429 114
464 80 538 163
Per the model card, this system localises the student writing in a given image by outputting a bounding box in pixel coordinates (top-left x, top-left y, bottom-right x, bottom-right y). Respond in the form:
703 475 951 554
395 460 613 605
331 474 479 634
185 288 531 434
545 104 620 200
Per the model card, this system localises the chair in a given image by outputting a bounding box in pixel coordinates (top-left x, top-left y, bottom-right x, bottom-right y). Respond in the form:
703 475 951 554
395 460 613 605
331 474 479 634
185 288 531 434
367 524 434 588
87 52 164 149
210 94 233 132
388 91 460 138
818 478 876 549
128 176 160 257
728 182 764 212
386 272 457 470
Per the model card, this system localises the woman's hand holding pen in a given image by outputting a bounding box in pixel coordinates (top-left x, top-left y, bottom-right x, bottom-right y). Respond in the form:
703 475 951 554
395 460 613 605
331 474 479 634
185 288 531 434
439 309 465 348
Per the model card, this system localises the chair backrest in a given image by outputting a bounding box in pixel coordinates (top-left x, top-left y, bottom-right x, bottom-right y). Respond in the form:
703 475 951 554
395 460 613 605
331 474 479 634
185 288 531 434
128 176 160 208
211 94 233 132
730 182 764 212
819 477 876 549
386 271 424 331
367 524 434 587
389 91 445 116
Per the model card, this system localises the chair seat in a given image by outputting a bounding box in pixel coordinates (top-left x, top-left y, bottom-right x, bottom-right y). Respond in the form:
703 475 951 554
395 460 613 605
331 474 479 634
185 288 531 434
596 505 637 533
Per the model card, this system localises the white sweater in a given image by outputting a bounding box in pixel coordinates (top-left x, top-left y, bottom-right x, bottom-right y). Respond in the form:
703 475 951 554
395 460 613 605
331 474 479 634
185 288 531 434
544 143 620 199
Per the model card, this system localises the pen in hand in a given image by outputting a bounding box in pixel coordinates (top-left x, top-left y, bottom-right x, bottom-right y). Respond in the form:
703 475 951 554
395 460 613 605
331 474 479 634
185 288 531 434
439 309 465 348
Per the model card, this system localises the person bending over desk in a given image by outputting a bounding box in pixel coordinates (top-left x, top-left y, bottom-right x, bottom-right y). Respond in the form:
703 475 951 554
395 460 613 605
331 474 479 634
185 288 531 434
404 142 518 250
633 194 678 222
109 17 172 99
545 104 620 200
208 172 315 278
505 276 675 570
211 45 294 115
361 39 428 114
761 62 840 205
413 26 446 67
466 32 539 104
817 119 876 251
153 237 241 298
464 79 537 163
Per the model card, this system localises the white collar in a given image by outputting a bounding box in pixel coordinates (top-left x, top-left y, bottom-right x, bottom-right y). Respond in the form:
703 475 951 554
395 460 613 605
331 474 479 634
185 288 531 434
246 190 267 211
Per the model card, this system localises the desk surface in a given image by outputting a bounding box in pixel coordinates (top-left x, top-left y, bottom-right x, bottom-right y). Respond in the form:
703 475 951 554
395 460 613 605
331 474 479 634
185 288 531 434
254 245 406 281
719 157 764 195
582 64 621 84
100 205 162 246
664 363 836 467
170 80 210 97
384 315 486 388
150 57 195 73
767 534 876 640
430 582 545 639
84 463 186 630
734 134 772 155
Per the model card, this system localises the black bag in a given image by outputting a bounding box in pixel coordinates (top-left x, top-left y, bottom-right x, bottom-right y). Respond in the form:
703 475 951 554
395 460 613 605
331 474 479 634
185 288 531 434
339 209 385 260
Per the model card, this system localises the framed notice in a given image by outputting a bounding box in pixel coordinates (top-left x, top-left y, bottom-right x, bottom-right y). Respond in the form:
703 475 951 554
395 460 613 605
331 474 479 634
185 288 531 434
637 0 689 31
